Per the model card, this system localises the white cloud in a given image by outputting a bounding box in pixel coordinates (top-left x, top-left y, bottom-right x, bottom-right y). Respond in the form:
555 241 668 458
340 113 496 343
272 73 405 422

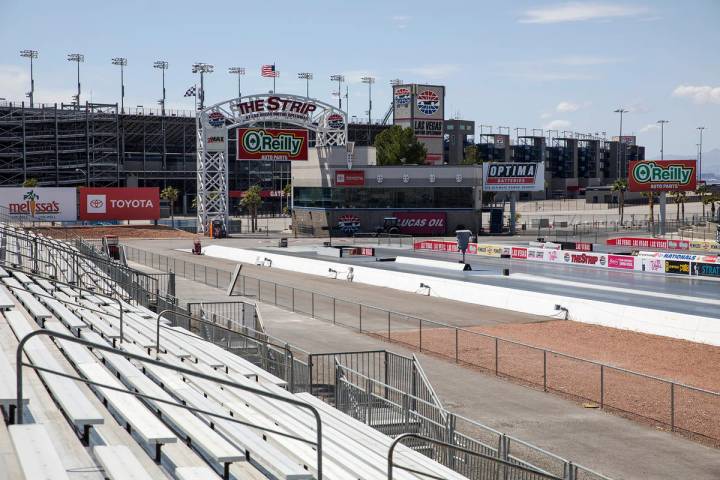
391 15 410 29
672 85 720 105
540 112 553 119
553 55 622 66
556 101 591 113
519 2 650 24
639 123 659 133
0 65 75 104
544 119 572 130
400 64 461 80
510 71 594 81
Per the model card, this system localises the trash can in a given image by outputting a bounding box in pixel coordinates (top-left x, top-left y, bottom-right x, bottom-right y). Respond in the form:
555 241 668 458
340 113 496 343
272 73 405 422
278 238 288 248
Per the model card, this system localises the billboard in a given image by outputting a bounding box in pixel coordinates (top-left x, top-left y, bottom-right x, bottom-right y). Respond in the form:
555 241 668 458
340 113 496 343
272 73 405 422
236 128 308 161
607 237 691 250
664 260 690 275
612 135 637 146
393 84 445 165
692 263 720 277
483 162 545 191
79 188 160 221
393 212 447 235
628 160 697 192
0 187 76 221
335 170 365 186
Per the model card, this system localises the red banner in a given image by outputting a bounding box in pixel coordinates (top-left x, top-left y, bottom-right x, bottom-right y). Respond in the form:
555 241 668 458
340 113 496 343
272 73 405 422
628 160 697 192
393 212 447 235
608 255 635 270
511 247 528 259
236 128 308 161
607 237 690 250
335 170 365 186
79 188 160 221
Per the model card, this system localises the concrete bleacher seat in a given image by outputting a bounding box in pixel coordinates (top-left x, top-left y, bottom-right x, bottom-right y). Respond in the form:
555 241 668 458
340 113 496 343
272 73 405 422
0 285 15 311
9 424 71 480
93 445 155 480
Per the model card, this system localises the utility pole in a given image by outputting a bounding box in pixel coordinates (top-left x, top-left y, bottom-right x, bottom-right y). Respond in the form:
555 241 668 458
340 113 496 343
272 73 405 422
111 57 127 113
154 60 168 115
228 67 245 99
330 74 344 110
192 63 214 110
297 72 313 98
67 53 84 108
20 50 38 108
613 108 627 179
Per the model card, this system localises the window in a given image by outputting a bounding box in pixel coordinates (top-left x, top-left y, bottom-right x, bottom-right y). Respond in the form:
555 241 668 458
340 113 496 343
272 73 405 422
293 187 473 209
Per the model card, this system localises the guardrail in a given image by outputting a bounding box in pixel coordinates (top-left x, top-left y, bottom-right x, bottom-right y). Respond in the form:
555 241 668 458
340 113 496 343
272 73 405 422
122 243 720 446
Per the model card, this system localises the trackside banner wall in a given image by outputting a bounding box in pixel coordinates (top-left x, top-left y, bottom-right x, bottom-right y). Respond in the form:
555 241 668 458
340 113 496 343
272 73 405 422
0 187 76 221
628 160 697 192
483 162 545 191
79 188 160 221
236 128 308 161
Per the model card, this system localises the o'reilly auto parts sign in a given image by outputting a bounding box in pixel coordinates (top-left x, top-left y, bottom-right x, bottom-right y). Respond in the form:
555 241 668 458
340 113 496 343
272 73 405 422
236 128 308 161
483 162 545 192
628 160 697 192
0 187 77 221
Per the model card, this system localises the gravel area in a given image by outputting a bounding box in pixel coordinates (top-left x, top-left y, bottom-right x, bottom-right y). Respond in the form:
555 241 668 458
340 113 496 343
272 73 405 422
32 225 196 239
386 320 720 442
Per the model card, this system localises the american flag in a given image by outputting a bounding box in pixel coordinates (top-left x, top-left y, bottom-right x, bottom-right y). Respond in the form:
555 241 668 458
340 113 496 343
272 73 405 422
184 85 196 97
261 64 279 78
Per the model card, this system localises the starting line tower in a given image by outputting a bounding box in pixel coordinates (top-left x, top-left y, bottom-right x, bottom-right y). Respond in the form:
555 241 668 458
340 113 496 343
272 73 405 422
197 93 347 234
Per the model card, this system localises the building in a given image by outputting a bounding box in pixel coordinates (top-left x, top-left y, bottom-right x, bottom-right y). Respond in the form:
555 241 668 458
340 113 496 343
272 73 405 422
444 119 475 164
392 84 445 164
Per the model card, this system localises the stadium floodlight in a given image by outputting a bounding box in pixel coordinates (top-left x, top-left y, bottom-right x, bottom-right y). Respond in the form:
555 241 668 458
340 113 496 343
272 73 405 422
297 72 313 98
613 108 628 178
657 120 669 160
20 50 38 107
67 53 84 108
390 78 403 86
192 63 214 109
330 74 344 109
111 57 127 113
154 61 169 115
697 126 705 180
361 76 375 124
228 67 246 100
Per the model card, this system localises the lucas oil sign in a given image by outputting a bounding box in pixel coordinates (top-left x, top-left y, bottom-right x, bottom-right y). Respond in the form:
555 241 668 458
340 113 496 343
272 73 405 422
236 128 308 161
628 160 697 192
483 162 545 192
393 212 447 235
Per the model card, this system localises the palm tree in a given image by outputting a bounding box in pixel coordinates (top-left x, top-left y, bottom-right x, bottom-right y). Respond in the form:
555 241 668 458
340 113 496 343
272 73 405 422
241 185 262 232
611 179 628 225
282 182 292 215
642 192 657 233
160 186 180 228
22 178 38 188
671 191 682 221
695 184 710 218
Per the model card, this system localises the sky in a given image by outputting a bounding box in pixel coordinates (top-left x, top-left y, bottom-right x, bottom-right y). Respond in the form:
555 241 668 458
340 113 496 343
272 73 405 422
1 0 718 157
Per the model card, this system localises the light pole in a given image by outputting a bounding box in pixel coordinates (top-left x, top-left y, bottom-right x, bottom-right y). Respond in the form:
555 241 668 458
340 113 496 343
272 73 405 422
362 76 375 145
657 120 669 160
192 63 214 110
657 119 670 234
390 78 403 87
330 74 344 110
67 53 84 108
613 108 627 179
298 72 313 98
228 67 245 100
111 57 127 113
20 50 38 107
697 126 705 181
75 168 88 187
153 60 168 115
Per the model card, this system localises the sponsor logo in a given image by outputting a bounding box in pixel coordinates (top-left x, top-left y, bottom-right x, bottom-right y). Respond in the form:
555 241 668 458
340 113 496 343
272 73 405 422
511 247 528 259
665 260 690 275
327 113 344 129
694 263 720 277
337 214 361 234
79 187 159 221
628 160 697 192
483 162 544 192
564 252 571 263
395 87 411 106
207 111 225 127
9 190 61 217
243 129 303 156
207 135 225 144
608 255 635 269
234 96 317 120
335 170 365 186
86 194 106 214
569 253 604 265
394 212 447 235
416 90 440 115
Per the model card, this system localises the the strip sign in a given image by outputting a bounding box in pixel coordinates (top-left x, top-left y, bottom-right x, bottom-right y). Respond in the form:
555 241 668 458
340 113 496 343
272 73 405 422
628 160 697 192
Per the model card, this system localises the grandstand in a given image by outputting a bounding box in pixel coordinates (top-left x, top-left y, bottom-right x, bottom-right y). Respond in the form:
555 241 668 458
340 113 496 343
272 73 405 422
0 223 606 479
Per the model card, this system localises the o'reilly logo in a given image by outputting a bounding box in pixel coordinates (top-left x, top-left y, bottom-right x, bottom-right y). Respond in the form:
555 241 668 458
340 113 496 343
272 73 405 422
242 129 303 156
632 162 693 185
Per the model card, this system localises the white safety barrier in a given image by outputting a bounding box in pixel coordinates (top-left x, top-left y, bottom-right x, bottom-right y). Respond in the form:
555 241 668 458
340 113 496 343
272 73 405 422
395 256 470 271
203 245 720 346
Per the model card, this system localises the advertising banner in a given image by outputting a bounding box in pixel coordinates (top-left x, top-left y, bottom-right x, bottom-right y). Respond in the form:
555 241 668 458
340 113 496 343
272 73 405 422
692 263 720 277
0 187 76 221
607 237 691 250
637 251 720 263
413 240 459 252
393 212 447 235
510 247 528 259
79 188 160 221
611 135 637 146
665 260 690 275
204 126 227 153
560 251 608 267
476 244 503 257
412 85 445 122
628 160 697 192
608 255 636 270
236 128 308 161
483 162 545 192
335 170 365 186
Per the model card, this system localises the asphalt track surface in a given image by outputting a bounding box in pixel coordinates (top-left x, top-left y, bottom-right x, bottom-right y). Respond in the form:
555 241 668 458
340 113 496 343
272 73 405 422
259 246 720 319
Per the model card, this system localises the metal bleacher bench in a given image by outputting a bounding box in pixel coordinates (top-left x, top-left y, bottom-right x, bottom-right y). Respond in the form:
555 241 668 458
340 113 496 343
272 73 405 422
93 445 154 480
0 344 29 423
9 424 71 480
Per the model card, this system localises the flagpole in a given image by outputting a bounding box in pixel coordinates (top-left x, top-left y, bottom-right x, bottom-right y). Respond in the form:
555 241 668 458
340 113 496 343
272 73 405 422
273 63 276 93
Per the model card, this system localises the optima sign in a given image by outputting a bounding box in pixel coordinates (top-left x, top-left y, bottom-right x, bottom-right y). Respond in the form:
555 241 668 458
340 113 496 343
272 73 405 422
236 128 308 161
483 162 545 191
628 160 697 192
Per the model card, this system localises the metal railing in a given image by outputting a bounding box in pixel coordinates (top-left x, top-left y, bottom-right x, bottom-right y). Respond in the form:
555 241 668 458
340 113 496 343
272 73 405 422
13 329 324 478
352 233 416 247
122 243 720 445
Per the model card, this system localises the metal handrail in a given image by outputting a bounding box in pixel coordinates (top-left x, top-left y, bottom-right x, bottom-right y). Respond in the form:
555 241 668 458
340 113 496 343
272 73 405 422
14 329 324 478
411 353 445 414
388 433 562 480
0 248 57 279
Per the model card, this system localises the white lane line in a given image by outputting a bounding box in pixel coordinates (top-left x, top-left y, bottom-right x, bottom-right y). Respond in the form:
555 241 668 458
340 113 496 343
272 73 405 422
511 273 720 306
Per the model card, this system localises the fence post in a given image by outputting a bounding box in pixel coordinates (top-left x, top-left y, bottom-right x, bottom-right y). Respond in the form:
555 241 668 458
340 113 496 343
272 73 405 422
168 272 175 297
274 283 277 305
495 338 499 376
564 462 577 480
418 317 422 352
387 311 391 340
311 292 315 318
670 382 675 432
543 350 547 392
333 297 336 324
292 288 295 312
308 355 314 396
359 305 363 332
445 413 456 469
600 364 604 409
365 377 373 425
454 328 458 363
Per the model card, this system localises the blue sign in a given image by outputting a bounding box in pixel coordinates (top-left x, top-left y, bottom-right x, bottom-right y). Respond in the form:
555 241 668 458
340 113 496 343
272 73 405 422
692 262 720 277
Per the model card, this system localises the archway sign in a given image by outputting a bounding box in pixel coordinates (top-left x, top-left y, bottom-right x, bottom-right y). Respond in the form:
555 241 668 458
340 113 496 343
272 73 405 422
196 93 347 233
